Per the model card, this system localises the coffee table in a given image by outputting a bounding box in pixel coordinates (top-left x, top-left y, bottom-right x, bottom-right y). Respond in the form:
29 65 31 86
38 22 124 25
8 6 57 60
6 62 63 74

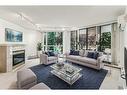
50 62 82 85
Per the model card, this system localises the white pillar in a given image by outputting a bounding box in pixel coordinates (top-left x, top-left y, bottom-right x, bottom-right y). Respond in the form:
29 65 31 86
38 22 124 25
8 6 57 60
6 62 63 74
63 31 70 54
117 14 126 67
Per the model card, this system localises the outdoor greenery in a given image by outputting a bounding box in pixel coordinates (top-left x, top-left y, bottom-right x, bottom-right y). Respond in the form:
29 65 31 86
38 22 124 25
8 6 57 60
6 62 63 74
99 32 111 51
45 32 63 53
37 42 42 51
47 32 56 45
56 32 63 45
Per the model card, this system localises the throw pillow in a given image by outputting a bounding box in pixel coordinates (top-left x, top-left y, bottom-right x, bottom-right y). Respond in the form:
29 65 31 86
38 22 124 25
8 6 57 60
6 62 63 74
87 52 94 58
69 50 74 55
45 52 50 57
79 49 85 57
69 50 79 55
93 52 99 59
84 50 88 57
48 51 55 56
73 50 79 55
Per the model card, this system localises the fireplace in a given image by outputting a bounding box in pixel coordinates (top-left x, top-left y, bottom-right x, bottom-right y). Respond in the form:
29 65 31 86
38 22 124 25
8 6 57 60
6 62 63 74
13 50 25 68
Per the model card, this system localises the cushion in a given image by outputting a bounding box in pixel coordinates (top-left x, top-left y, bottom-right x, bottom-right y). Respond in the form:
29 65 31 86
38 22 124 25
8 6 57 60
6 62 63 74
66 55 80 60
78 57 97 65
93 52 99 59
73 51 79 55
17 69 37 88
48 51 55 56
69 50 74 55
45 52 50 57
69 50 79 55
30 83 50 90
67 55 97 65
87 52 94 58
84 50 88 57
48 56 57 61
79 49 84 57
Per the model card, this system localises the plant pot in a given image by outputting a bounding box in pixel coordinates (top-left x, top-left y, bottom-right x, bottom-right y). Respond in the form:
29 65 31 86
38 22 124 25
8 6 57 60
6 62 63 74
37 51 42 58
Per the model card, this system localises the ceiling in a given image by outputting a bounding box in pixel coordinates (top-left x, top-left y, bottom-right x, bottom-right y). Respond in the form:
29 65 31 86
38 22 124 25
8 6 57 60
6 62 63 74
0 6 126 31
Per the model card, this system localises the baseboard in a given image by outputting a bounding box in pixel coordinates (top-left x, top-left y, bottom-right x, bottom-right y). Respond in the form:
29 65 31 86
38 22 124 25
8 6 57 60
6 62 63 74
104 63 121 69
27 55 38 60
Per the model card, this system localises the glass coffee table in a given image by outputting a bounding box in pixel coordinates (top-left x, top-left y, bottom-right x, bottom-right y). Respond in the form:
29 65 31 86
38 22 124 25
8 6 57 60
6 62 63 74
50 62 82 85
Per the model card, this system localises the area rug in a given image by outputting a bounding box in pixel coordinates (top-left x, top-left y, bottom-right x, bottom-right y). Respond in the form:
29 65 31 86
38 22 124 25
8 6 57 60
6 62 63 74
30 63 108 89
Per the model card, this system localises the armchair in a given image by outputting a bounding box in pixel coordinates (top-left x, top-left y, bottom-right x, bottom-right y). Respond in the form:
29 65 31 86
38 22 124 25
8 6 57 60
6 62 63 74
40 53 58 65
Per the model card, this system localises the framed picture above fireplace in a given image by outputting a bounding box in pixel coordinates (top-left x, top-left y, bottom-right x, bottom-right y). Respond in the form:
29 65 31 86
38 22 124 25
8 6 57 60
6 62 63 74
5 28 23 42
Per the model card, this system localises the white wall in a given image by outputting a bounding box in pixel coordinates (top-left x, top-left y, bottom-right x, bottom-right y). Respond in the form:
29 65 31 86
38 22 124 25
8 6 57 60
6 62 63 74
117 8 127 67
0 18 42 58
124 7 127 47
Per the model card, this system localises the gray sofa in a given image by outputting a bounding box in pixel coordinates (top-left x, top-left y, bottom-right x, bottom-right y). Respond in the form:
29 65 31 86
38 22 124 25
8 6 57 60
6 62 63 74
65 50 104 70
40 53 58 65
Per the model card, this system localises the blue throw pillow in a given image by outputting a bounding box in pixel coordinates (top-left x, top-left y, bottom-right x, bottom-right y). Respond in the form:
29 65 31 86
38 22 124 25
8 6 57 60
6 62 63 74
48 51 55 56
73 51 79 55
93 52 99 59
87 52 94 58
45 52 50 57
69 50 79 55
69 50 74 55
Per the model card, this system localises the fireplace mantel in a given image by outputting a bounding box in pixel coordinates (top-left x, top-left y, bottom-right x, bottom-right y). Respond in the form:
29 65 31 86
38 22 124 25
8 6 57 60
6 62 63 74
0 43 26 46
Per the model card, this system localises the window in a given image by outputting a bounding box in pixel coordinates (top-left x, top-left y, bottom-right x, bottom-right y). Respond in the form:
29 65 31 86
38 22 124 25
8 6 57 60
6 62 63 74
70 23 116 52
79 29 86 49
100 24 111 51
87 27 96 50
70 28 96 50
70 30 78 50
43 32 63 53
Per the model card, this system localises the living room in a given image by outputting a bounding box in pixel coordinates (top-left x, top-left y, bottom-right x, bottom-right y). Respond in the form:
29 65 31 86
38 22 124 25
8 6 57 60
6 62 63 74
0 5 127 90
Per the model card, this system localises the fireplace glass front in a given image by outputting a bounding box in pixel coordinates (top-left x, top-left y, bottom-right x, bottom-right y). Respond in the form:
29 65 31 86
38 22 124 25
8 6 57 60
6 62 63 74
13 50 25 67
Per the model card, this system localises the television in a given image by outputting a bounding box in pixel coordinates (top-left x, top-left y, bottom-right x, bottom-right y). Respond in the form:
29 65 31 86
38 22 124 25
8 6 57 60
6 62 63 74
5 28 23 42
124 47 127 86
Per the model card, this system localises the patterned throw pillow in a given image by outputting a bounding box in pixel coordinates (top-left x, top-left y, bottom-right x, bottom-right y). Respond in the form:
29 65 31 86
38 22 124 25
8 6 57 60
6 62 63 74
79 49 85 57
84 50 88 57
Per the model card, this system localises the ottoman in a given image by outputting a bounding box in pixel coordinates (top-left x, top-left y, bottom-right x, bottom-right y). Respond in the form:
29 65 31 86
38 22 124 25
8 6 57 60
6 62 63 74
30 83 50 90
17 69 37 89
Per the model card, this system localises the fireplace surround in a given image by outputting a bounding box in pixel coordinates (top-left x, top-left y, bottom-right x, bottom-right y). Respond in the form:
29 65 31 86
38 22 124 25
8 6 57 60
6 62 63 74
0 44 26 72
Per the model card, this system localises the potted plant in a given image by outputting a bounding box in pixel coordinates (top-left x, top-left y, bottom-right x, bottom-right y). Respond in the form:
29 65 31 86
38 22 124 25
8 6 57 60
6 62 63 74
37 42 42 57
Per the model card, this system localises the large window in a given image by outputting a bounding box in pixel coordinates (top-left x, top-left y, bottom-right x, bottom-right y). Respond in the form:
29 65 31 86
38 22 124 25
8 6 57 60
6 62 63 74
100 24 111 51
70 24 114 51
79 29 86 49
70 30 78 50
43 32 63 53
70 28 96 50
87 27 96 50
